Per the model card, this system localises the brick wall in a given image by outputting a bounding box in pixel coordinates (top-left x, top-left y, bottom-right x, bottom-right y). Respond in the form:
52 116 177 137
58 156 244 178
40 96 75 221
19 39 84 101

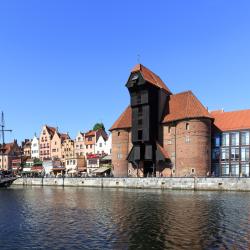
163 118 211 177
112 129 130 177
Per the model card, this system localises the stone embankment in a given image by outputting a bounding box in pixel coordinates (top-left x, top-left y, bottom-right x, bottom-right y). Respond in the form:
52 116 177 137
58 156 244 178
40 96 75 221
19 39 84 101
13 177 250 191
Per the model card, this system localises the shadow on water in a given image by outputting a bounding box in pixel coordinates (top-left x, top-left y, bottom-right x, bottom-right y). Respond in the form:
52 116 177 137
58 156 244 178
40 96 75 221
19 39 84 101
0 187 250 249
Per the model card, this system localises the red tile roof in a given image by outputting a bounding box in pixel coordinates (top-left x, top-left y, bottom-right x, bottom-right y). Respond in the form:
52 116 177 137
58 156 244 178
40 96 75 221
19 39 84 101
163 91 212 123
156 142 170 159
45 125 56 137
2 143 14 154
110 106 132 131
110 91 211 130
59 133 70 142
131 64 172 94
211 109 250 131
85 130 96 137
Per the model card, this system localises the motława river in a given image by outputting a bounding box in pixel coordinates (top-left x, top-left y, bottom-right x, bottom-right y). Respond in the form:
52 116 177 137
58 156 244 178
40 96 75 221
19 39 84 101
0 187 250 250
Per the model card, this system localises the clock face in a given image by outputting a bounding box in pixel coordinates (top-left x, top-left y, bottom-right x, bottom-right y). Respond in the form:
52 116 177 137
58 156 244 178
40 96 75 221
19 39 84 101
131 74 139 81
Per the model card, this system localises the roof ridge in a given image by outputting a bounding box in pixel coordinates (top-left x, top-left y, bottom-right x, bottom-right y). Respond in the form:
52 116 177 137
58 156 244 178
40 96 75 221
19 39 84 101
112 106 129 129
185 91 190 117
211 108 250 114
173 90 192 96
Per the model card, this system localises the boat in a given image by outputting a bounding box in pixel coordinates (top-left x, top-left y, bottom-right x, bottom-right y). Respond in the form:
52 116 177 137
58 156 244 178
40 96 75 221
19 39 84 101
0 171 17 187
0 111 17 187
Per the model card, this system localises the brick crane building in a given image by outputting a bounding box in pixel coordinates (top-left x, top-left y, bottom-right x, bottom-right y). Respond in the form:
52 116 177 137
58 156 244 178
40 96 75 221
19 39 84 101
110 64 250 178
110 64 212 177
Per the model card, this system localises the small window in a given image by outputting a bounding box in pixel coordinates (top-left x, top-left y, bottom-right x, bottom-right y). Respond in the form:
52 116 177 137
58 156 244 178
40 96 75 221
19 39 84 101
138 106 143 116
185 135 190 143
191 168 195 173
138 130 143 140
186 123 190 130
168 126 171 134
118 132 120 136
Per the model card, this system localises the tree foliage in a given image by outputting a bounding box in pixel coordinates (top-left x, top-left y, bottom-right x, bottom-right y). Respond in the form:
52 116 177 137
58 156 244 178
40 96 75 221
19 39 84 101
93 123 105 131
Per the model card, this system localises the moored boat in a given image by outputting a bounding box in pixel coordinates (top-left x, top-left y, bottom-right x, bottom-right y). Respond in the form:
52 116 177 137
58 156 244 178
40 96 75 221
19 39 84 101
0 171 17 187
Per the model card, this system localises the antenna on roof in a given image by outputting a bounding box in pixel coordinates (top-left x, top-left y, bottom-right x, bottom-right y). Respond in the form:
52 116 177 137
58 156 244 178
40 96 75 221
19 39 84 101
137 54 141 64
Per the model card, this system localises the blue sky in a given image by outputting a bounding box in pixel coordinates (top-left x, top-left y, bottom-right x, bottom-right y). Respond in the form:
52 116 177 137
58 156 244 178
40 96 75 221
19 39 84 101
1 0 250 142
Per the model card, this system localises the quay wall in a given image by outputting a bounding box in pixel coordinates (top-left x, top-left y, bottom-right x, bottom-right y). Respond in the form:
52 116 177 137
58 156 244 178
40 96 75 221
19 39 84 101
13 177 250 191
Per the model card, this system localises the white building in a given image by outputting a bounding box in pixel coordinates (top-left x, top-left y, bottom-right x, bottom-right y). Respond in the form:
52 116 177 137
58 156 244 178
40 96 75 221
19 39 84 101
106 134 112 155
31 135 40 159
65 157 85 176
95 133 112 155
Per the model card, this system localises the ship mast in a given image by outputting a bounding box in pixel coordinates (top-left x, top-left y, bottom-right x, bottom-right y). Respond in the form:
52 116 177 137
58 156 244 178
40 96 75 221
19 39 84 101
0 112 12 170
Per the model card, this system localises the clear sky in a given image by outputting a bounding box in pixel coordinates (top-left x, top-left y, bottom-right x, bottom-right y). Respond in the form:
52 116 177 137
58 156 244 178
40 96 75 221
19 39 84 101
1 0 250 143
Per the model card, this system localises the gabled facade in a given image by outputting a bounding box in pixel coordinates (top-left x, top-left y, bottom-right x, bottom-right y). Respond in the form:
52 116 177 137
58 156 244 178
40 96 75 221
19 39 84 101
39 125 56 160
95 133 111 155
84 129 108 156
0 140 21 170
84 130 96 156
22 139 32 158
61 138 75 164
75 132 85 157
51 131 69 160
31 135 39 159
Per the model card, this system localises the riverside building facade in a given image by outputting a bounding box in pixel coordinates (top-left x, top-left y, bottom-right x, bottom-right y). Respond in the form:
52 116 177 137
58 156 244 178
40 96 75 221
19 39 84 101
211 110 250 177
110 64 250 178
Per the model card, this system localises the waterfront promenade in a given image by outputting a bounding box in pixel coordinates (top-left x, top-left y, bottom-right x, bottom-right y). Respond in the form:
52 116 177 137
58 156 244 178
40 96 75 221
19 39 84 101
13 177 250 191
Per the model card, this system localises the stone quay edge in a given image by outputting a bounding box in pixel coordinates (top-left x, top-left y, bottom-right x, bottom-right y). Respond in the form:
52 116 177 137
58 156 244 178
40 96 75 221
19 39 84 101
12 177 250 191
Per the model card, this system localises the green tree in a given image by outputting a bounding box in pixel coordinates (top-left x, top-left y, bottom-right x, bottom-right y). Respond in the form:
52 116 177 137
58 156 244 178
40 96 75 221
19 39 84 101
93 123 105 131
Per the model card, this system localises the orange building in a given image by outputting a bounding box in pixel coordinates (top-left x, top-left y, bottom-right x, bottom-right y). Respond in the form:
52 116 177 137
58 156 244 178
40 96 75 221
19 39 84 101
39 125 56 160
51 130 69 160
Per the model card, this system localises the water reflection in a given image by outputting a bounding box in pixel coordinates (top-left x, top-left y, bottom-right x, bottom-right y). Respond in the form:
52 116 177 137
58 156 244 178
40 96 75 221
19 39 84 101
0 187 249 249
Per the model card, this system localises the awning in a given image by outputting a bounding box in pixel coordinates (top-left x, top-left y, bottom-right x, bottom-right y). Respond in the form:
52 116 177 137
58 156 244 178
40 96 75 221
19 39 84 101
52 167 65 171
68 169 77 174
101 155 112 161
22 168 31 172
31 166 44 173
93 166 110 174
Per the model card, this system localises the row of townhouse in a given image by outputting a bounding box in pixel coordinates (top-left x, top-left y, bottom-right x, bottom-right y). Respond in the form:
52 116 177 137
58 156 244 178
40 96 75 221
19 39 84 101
18 125 112 176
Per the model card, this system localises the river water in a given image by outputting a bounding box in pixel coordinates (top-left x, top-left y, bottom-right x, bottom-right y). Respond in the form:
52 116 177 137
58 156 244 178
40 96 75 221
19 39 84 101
0 186 249 250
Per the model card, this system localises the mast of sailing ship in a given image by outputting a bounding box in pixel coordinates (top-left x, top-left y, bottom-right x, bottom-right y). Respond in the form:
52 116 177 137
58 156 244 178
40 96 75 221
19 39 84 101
0 112 12 171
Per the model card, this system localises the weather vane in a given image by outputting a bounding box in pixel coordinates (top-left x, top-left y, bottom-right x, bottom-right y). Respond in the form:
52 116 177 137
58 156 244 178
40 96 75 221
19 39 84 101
137 54 141 64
